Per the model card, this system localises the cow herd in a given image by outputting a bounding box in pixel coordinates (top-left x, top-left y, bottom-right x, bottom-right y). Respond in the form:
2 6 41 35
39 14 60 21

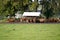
7 17 60 23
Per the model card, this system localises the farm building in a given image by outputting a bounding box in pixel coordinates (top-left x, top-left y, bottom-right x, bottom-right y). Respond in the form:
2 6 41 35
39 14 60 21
20 12 45 23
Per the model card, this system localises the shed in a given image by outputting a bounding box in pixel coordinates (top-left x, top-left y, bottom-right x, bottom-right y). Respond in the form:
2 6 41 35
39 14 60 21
22 12 41 23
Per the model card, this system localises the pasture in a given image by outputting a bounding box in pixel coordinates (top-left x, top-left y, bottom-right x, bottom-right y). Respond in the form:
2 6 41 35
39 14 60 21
0 23 60 40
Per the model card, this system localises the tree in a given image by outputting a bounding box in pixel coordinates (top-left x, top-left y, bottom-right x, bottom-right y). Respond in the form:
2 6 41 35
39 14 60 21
29 0 38 11
0 0 23 17
44 7 54 19
42 0 54 19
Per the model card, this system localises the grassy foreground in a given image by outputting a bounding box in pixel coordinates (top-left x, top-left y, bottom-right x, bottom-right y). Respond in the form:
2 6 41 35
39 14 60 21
0 24 60 40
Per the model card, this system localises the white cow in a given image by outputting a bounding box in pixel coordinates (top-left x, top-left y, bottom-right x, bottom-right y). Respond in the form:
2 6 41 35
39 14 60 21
15 11 22 19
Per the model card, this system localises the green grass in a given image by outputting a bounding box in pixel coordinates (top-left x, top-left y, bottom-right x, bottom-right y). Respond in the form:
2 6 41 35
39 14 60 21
0 24 60 40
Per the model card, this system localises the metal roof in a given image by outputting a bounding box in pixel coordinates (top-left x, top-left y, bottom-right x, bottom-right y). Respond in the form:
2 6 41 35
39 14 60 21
23 12 41 16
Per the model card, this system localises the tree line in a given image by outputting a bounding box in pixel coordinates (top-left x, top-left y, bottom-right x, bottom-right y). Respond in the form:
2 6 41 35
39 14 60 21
0 0 60 19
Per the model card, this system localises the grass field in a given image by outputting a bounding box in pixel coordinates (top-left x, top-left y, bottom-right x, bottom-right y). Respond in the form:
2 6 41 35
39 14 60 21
0 23 60 40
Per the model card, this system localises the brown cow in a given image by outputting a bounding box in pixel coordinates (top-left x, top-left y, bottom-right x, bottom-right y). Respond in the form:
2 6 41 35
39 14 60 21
39 18 45 23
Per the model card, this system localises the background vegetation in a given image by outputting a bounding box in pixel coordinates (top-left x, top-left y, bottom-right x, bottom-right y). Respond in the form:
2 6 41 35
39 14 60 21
0 0 60 19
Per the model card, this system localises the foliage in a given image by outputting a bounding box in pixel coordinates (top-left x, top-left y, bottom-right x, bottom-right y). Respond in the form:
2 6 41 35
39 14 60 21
42 0 56 19
0 0 60 18
29 1 38 11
